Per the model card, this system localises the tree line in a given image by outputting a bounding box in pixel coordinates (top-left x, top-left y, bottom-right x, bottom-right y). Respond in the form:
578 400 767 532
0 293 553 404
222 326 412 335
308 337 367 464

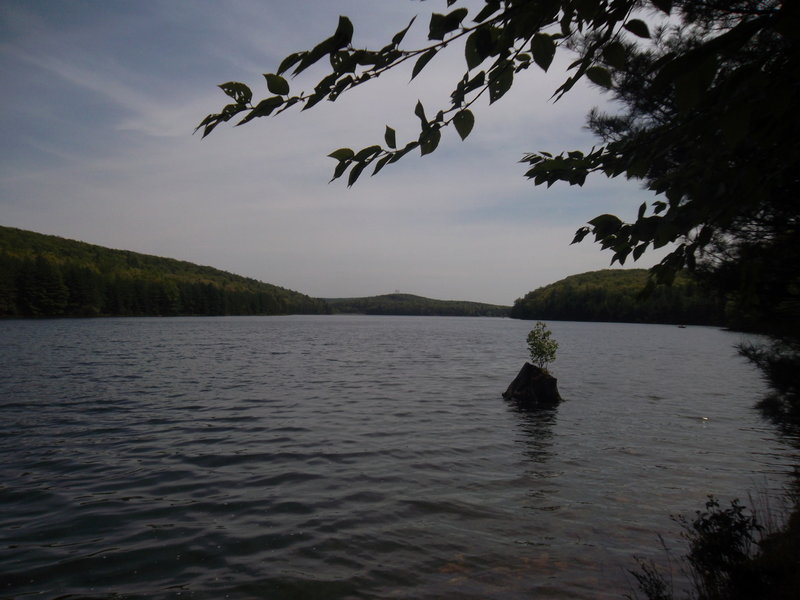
0 226 328 318
509 269 725 325
325 293 509 317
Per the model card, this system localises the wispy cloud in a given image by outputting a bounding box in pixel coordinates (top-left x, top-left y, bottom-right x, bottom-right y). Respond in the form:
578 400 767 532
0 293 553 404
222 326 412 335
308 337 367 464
0 1 662 305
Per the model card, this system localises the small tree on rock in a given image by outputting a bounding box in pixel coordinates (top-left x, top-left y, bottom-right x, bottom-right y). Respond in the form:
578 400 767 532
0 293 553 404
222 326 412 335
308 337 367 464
527 322 558 371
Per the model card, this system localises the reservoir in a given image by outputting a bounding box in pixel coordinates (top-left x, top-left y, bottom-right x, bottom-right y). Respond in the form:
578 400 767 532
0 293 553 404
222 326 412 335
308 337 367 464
1 316 796 599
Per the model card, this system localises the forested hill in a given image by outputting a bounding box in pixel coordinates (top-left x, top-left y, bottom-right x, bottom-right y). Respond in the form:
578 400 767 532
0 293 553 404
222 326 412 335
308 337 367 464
510 269 725 325
0 225 328 317
325 294 509 317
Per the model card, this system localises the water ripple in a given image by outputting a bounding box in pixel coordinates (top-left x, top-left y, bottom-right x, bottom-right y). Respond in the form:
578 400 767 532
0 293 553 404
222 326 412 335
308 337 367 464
0 316 796 599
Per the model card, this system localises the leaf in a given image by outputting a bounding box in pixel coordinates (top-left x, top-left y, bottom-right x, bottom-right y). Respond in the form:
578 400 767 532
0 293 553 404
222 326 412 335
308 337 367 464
264 73 290 95
412 48 438 80
602 41 627 69
531 34 556 72
419 128 441 156
328 148 355 161
237 96 283 125
453 109 475 140
650 0 672 14
624 19 650 39
488 64 513 103
633 243 649 261
372 153 393 176
277 52 305 75
588 214 623 238
586 66 613 88
465 30 485 69
347 162 366 187
571 227 591 244
384 126 397 149
332 15 354 48
463 71 485 94
428 8 468 41
473 1 501 23
354 145 382 161
391 16 416 46
414 100 427 124
331 160 349 182
218 82 252 104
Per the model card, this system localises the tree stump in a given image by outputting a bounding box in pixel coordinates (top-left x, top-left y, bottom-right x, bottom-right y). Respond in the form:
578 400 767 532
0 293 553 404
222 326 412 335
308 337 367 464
502 362 562 407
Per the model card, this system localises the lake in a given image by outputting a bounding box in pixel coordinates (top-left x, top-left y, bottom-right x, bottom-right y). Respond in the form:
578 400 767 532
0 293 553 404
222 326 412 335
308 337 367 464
1 316 797 599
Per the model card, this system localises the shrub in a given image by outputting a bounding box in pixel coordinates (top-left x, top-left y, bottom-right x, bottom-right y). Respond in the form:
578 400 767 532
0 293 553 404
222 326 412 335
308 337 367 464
527 321 558 370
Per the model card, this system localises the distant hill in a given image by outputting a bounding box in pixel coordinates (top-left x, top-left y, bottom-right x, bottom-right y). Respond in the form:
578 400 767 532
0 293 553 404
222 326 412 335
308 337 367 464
0 225 328 317
325 293 510 317
510 269 725 325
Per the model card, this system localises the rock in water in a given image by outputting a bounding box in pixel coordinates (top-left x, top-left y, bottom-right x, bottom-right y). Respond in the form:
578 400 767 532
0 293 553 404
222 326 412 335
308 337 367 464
502 362 562 407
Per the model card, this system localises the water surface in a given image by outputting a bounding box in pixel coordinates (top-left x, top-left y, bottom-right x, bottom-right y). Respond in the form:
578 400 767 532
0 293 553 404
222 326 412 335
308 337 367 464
1 316 796 599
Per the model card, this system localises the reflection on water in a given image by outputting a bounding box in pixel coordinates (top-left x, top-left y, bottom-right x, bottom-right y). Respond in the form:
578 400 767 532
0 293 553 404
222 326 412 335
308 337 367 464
0 316 796 599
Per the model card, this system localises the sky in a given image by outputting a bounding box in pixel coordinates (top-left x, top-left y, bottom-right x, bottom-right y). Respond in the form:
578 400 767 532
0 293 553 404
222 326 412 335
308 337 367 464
0 1 668 305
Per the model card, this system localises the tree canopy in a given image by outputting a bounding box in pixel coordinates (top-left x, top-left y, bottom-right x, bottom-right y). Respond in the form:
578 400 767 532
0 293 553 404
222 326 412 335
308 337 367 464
0 226 329 318
510 268 724 324
198 0 798 289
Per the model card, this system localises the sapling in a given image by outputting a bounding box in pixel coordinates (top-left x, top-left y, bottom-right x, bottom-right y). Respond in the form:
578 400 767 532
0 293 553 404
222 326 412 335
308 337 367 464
527 321 558 372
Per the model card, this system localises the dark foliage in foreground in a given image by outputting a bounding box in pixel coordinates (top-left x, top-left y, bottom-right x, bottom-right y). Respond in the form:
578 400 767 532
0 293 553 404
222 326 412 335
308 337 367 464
628 496 800 600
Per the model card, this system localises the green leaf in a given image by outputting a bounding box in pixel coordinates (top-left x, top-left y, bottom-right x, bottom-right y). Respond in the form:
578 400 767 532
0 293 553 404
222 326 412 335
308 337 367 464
218 82 252 104
653 221 678 248
420 128 441 156
571 227 591 244
453 109 475 140
237 96 283 125
354 145 382 162
328 148 355 161
531 34 556 72
384 126 397 149
586 66 613 88
412 48 438 80
331 160 349 182
332 15 354 48
465 30 485 69
428 8 468 41
277 52 305 76
633 243 649 261
264 73 290 96
624 19 650 39
473 1 500 23
347 162 366 187
391 16 416 46
372 153 393 176
463 71 485 94
414 100 427 124
588 214 623 238
488 64 513 103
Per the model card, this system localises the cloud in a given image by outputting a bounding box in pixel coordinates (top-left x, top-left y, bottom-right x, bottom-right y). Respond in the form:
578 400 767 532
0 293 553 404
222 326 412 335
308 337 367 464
0 1 665 306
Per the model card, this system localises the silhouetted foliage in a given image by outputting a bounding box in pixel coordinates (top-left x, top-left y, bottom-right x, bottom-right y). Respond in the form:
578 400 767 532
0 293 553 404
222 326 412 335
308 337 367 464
628 496 800 600
0 226 328 318
199 1 797 290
